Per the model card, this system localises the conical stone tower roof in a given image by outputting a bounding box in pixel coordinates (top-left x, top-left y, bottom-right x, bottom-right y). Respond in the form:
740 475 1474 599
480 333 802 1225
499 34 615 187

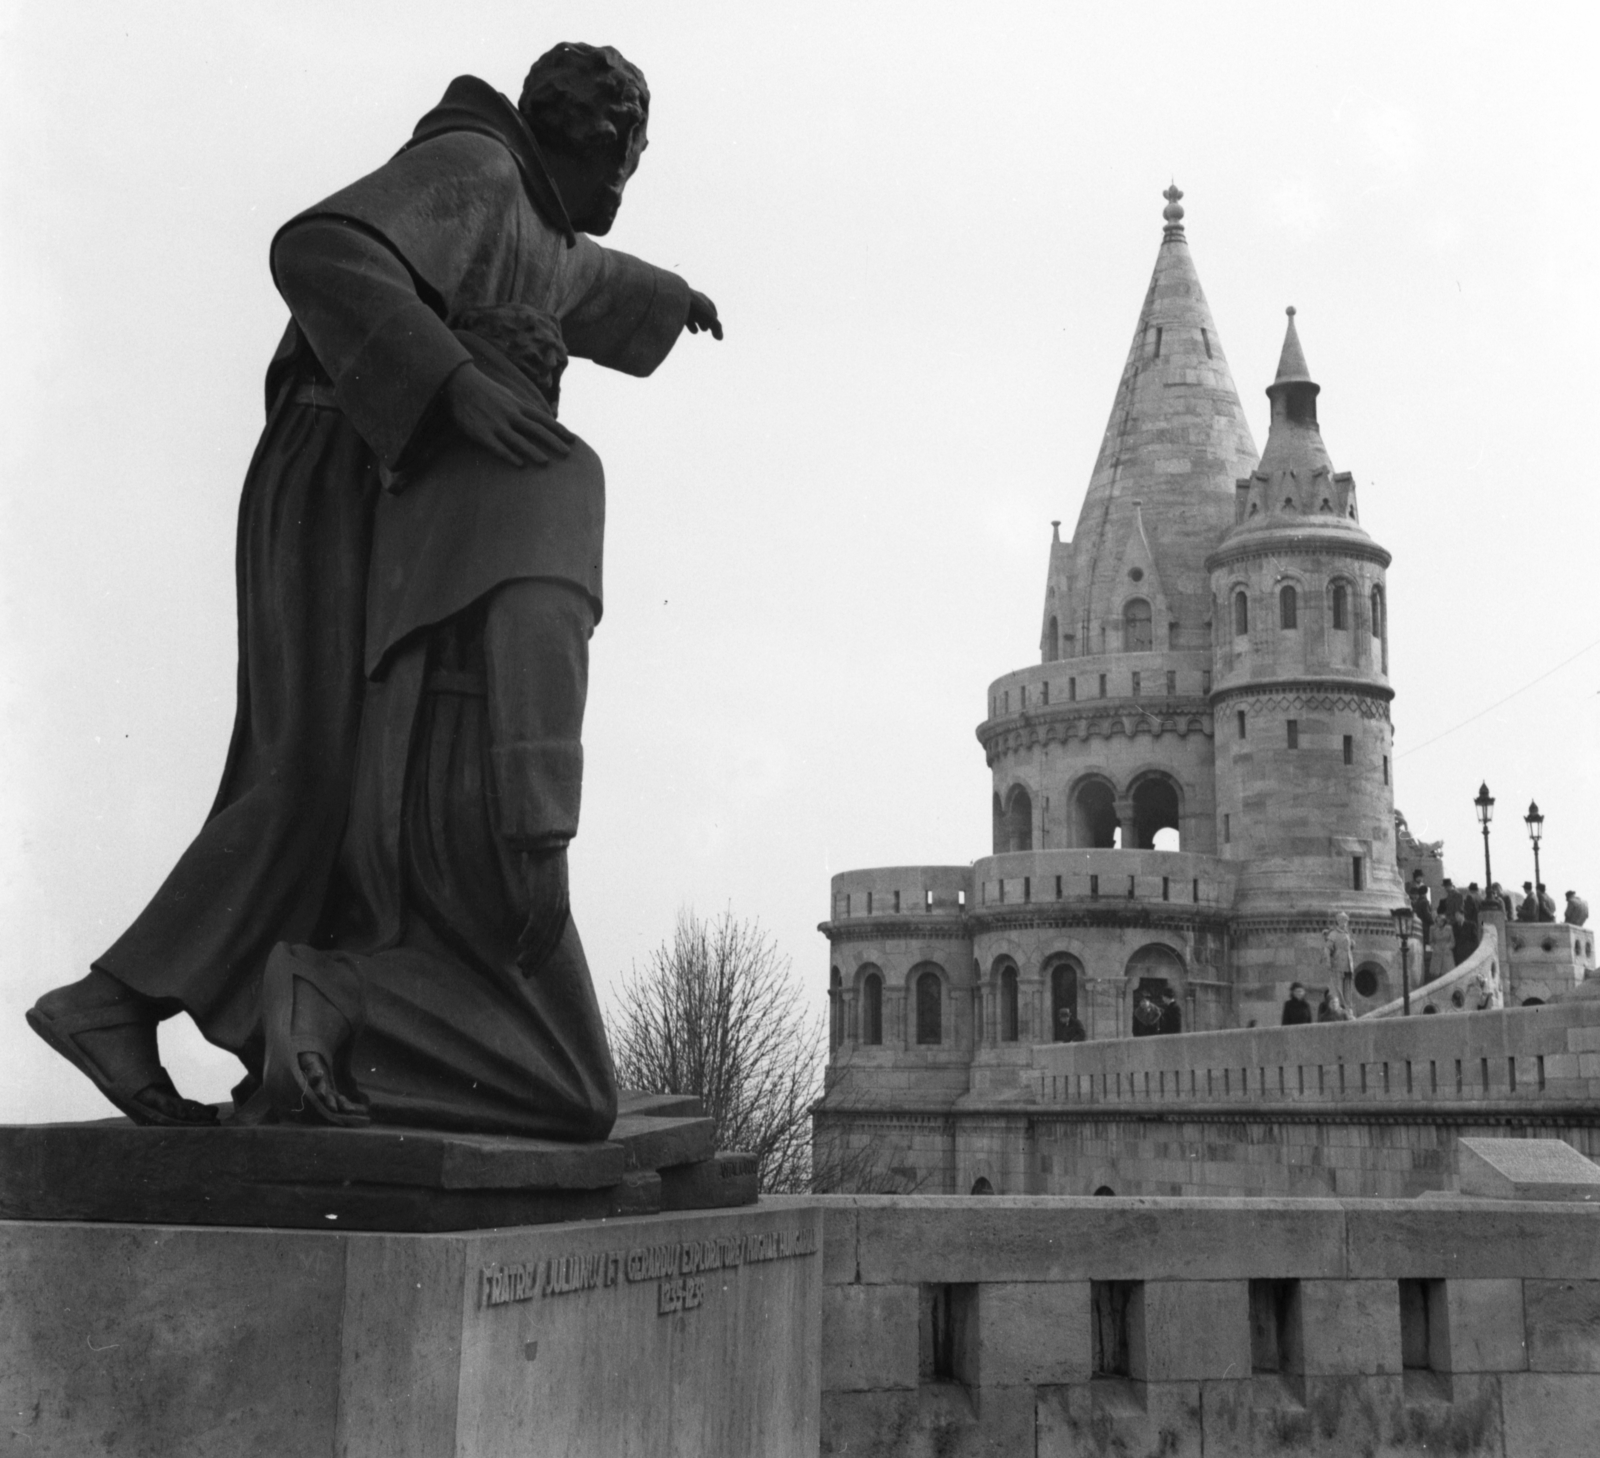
1217 307 1377 545
1046 187 1259 658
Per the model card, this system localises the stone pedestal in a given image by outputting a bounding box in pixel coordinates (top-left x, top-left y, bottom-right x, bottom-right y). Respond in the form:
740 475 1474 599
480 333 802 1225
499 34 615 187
1 1203 821 1457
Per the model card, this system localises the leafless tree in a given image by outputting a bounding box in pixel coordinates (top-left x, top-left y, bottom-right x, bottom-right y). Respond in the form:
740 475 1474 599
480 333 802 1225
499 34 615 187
609 908 822 1194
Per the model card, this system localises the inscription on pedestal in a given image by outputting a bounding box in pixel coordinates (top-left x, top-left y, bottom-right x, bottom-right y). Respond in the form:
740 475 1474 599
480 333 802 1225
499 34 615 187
479 1222 818 1317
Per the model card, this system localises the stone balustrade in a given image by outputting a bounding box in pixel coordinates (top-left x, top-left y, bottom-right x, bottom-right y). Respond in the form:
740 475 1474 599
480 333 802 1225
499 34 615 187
791 1189 1600 1456
1029 998 1600 1111
972 849 1234 914
827 865 972 921
826 852 1237 924
981 649 1215 728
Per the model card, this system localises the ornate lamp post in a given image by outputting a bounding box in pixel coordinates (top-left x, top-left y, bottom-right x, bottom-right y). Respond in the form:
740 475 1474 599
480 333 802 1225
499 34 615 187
1525 800 1545 919
1390 903 1416 1015
1474 782 1495 893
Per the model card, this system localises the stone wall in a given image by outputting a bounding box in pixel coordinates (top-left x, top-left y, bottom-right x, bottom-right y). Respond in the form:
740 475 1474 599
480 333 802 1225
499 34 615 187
817 1002 1600 1198
792 1192 1600 1457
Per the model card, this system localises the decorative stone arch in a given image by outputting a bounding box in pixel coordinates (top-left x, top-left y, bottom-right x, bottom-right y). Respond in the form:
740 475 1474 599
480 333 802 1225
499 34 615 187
856 962 885 1045
1230 582 1250 637
908 961 947 1047
1126 766 1183 851
970 1176 996 1196
1275 571 1308 632
1327 575 1354 632
1120 595 1154 652
991 956 1021 1043
1125 942 1185 1035
1068 772 1120 849
1042 952 1086 1042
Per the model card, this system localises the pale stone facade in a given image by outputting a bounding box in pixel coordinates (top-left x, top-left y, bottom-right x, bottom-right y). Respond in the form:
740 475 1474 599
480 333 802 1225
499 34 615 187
816 190 1596 1195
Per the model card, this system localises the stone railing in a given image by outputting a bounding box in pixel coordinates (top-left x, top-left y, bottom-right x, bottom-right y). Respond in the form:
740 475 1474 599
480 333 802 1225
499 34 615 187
792 1190 1600 1456
1364 923 1500 1019
827 866 972 922
972 849 1235 914
1028 998 1600 1110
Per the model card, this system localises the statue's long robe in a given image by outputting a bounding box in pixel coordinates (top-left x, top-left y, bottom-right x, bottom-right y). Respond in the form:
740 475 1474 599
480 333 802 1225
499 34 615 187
96 78 688 1136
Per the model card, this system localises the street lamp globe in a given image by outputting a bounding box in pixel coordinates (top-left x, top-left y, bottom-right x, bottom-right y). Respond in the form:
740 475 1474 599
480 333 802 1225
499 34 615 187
1525 801 1544 847
1474 782 1494 827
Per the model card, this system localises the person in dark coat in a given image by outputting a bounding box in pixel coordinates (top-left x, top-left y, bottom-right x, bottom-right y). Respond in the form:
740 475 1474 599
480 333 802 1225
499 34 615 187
1157 989 1183 1035
1056 1009 1088 1043
1408 869 1435 976
28 45 721 1137
1517 881 1539 922
1281 982 1314 1026
1131 992 1161 1037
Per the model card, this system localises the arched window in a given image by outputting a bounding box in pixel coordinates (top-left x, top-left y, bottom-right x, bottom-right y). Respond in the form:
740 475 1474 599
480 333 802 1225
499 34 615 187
1049 958 1082 1041
1279 584 1297 630
861 972 883 1045
915 970 943 1045
1233 590 1249 636
1046 616 1060 662
829 966 842 1051
1000 965 1019 1043
1071 778 1119 849
1370 587 1384 639
1123 598 1153 652
1131 775 1181 850
1331 583 1349 630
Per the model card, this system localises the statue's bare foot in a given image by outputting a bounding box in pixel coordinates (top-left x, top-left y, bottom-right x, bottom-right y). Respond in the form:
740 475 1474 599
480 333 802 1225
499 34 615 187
296 1052 369 1120
26 970 218 1127
261 944 372 1127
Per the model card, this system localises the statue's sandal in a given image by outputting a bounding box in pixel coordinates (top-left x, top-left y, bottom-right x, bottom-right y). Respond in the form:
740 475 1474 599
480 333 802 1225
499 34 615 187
261 944 372 1127
26 993 218 1127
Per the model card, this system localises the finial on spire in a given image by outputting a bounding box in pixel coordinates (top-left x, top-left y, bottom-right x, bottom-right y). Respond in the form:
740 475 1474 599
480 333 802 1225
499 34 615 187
1162 183 1185 236
1273 305 1312 386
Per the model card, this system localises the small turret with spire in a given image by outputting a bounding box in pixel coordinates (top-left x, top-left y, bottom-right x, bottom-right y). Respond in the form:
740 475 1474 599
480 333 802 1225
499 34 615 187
1228 308 1363 529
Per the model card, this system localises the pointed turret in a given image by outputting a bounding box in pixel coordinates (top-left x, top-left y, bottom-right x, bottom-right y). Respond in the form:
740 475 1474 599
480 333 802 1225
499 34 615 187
1208 308 1399 919
1224 308 1369 534
1042 186 1259 664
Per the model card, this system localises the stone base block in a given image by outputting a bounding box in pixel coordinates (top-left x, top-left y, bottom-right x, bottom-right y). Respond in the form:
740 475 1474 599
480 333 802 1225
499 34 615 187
1 1203 820 1457
0 1092 756 1232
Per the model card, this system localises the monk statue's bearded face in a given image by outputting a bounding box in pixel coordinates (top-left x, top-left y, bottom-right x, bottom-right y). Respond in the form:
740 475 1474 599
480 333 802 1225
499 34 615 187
544 123 646 236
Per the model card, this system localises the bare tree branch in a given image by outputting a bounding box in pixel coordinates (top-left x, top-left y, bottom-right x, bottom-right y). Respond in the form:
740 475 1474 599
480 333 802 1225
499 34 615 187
608 907 823 1194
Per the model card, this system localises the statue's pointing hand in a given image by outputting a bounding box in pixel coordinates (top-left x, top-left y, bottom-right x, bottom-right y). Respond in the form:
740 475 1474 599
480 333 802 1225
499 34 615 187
444 364 575 467
687 289 722 340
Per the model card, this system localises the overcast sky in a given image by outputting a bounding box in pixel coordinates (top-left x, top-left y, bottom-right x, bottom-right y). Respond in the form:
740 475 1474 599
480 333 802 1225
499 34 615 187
3 1 1597 1121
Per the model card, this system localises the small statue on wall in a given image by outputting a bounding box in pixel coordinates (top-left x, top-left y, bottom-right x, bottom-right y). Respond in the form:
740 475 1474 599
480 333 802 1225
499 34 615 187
1322 911 1356 1006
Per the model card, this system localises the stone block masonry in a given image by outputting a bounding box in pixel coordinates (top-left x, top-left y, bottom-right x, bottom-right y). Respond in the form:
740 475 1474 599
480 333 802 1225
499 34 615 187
784 1193 1600 1457
2 1204 821 1457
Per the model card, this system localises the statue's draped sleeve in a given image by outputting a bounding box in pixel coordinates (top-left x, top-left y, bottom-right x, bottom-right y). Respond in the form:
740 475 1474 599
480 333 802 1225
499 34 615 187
270 132 691 469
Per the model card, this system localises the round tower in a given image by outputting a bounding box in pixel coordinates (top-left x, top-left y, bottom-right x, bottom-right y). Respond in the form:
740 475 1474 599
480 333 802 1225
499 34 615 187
1208 308 1403 1017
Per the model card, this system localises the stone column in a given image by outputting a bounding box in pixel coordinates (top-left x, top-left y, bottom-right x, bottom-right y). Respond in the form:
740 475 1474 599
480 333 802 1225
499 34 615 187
1116 798 1137 851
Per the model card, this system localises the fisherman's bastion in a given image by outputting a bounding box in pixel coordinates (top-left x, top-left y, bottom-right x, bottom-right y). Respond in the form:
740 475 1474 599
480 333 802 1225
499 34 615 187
814 189 1598 1203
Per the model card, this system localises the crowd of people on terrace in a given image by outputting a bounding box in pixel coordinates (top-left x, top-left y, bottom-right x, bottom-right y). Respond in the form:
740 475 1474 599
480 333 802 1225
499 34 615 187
1407 870 1588 981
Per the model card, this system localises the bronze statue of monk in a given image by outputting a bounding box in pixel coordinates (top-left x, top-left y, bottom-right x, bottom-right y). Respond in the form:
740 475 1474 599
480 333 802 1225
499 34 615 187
28 43 720 1139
